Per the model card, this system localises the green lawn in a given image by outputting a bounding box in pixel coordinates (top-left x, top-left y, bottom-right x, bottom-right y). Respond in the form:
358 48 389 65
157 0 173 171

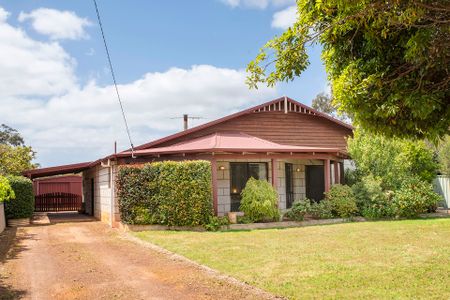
134 218 450 299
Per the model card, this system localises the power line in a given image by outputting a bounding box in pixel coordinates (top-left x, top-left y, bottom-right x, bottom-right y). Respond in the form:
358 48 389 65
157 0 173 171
93 0 135 157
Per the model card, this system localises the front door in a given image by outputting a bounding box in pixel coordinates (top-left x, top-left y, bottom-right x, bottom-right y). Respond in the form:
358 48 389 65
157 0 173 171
285 163 294 209
305 165 325 202
230 162 268 211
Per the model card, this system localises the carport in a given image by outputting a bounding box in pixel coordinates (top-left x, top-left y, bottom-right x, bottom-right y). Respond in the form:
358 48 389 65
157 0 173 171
23 162 92 213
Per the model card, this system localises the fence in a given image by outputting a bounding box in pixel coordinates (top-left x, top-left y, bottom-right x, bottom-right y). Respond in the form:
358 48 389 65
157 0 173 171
434 176 450 209
0 202 5 233
35 192 82 212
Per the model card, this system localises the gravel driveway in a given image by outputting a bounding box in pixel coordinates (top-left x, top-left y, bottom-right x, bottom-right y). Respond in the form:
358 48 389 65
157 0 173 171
0 214 272 300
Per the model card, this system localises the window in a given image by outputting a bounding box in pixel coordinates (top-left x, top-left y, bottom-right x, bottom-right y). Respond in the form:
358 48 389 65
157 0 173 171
230 162 268 211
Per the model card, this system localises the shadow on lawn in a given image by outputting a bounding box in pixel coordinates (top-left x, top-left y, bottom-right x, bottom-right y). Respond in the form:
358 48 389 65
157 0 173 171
0 227 36 299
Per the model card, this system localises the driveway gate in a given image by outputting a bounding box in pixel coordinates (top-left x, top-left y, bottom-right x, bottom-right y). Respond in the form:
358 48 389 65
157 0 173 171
35 192 82 212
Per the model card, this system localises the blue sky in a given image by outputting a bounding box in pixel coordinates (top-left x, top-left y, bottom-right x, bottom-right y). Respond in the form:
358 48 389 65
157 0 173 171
0 0 328 166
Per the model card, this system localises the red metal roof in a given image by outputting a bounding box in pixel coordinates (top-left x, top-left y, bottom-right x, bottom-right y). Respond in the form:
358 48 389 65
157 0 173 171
119 132 343 157
131 96 353 151
23 162 92 179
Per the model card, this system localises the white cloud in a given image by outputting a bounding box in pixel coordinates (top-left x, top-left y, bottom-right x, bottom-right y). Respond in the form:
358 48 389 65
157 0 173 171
271 5 297 29
221 0 295 9
18 8 92 40
0 7 9 22
0 11 76 97
0 7 277 166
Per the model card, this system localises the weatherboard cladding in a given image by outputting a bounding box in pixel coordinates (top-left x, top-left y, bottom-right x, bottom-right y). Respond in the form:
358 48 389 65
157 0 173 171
150 111 351 151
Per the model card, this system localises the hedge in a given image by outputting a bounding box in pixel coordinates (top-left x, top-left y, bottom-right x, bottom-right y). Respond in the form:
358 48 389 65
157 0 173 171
116 160 213 226
5 176 34 219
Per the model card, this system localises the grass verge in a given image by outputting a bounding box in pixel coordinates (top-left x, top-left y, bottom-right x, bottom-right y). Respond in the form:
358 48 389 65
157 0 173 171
134 218 450 299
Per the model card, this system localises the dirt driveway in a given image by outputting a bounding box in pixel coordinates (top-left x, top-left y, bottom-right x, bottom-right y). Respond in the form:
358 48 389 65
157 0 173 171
0 214 272 300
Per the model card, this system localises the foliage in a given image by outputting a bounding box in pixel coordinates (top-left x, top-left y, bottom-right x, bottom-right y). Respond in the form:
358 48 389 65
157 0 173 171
352 175 394 219
116 161 213 226
392 176 442 218
0 176 15 203
343 168 360 186
204 216 230 231
0 124 37 176
325 184 358 218
4 176 34 219
239 178 280 223
0 124 25 146
312 92 335 115
284 199 311 221
347 129 438 190
436 135 450 175
0 144 37 176
309 200 334 219
311 92 349 121
237 215 254 224
247 1 450 140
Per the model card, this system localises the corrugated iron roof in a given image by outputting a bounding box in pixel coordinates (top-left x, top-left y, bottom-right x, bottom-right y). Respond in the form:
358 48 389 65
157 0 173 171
23 162 92 179
118 132 343 157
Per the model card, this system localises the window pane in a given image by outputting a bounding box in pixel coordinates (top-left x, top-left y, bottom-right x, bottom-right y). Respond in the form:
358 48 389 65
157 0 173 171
230 163 247 194
249 163 267 180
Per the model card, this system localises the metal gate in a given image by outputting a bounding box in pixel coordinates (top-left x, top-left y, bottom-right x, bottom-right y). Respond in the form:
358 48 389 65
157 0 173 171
35 192 82 212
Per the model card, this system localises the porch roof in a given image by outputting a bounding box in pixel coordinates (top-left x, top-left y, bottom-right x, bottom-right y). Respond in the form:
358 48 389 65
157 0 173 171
118 132 344 157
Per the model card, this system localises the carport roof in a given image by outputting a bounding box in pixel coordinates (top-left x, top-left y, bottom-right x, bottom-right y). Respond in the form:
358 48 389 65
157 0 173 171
23 162 92 179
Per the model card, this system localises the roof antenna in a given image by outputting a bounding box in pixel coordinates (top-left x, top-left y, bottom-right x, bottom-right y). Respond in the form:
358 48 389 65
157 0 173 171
93 0 136 158
170 114 206 131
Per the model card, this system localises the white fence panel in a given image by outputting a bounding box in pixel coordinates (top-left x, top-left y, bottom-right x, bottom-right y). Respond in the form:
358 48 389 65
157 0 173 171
434 176 450 209
0 202 5 233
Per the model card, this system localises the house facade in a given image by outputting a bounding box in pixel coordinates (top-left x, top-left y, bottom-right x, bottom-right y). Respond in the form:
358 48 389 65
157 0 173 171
24 97 353 227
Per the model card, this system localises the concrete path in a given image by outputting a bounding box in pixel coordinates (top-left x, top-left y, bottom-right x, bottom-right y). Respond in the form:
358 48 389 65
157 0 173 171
0 215 271 300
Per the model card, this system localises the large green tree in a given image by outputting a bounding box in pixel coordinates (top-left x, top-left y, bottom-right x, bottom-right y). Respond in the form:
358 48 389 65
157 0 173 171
0 125 37 176
247 0 450 140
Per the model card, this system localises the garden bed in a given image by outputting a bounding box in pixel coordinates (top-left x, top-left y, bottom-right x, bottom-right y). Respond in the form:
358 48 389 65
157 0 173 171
120 217 368 232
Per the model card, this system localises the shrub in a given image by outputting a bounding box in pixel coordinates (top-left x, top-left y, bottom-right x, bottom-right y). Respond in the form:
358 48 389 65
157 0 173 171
240 178 280 223
309 200 334 219
236 215 253 224
347 129 438 190
0 175 15 203
116 166 157 225
284 200 311 221
325 184 358 218
117 160 213 226
204 216 230 231
4 176 34 219
344 168 360 186
392 177 442 218
352 175 395 219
